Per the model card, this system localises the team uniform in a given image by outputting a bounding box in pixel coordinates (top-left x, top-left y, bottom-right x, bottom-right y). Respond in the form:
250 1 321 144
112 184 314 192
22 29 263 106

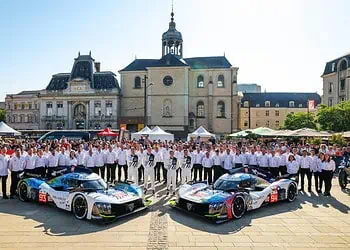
143 153 156 193
127 153 141 185
166 156 180 194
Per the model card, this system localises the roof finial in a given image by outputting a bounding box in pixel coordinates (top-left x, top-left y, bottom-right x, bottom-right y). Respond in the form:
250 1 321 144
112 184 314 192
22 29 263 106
224 51 225 57
78 51 80 56
89 50 91 56
171 0 174 22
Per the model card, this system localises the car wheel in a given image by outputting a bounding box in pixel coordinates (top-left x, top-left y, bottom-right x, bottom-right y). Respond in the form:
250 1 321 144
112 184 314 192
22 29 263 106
287 183 297 202
72 194 88 220
231 195 246 219
338 170 347 189
18 181 29 202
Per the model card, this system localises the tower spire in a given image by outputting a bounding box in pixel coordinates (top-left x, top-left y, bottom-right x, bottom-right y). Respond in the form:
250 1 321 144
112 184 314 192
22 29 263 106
171 0 174 22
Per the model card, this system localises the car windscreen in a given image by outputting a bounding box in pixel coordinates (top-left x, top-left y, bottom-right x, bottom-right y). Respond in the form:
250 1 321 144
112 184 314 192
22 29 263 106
213 179 239 191
80 179 107 190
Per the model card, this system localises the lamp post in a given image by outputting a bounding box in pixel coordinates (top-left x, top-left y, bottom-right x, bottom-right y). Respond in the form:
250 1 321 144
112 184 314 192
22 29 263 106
143 75 153 127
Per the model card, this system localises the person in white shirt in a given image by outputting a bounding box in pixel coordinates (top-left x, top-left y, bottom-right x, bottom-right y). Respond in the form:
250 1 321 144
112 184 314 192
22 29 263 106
181 148 193 184
127 147 140 185
257 149 269 172
248 149 258 167
234 149 244 169
310 149 322 193
0 147 9 199
202 151 213 185
117 145 128 182
84 149 95 172
68 150 78 169
153 146 163 182
166 150 180 195
58 147 68 167
35 149 47 178
212 149 223 182
175 146 184 184
222 148 234 174
299 149 312 192
268 150 280 178
9 148 24 198
94 145 106 180
105 145 117 183
76 145 86 167
278 149 289 176
23 148 37 174
138 147 145 183
143 147 155 195
193 147 204 181
161 145 170 183
286 155 299 183
321 153 336 196
47 148 59 178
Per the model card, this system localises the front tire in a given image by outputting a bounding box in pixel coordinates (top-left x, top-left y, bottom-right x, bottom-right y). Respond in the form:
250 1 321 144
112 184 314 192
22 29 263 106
338 170 347 189
287 183 297 202
18 181 30 202
72 194 88 220
231 195 246 219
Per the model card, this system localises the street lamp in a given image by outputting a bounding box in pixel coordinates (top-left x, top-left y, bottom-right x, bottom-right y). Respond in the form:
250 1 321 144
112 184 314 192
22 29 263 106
142 75 153 126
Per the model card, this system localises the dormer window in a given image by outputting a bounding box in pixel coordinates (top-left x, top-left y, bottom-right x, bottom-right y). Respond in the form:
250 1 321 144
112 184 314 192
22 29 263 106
217 75 224 88
243 101 249 107
265 101 270 107
256 104 260 107
197 75 204 88
275 103 280 107
298 104 303 108
332 62 336 71
289 101 295 108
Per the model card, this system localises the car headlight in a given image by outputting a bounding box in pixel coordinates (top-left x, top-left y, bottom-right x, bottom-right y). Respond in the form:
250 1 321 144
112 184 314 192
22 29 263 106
94 202 112 215
209 202 225 214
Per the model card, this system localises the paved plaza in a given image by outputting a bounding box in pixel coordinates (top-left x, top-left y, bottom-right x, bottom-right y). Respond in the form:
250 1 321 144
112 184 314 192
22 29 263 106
0 178 349 250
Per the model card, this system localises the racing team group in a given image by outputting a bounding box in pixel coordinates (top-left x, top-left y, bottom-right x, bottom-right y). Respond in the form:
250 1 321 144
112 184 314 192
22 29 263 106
0 138 339 199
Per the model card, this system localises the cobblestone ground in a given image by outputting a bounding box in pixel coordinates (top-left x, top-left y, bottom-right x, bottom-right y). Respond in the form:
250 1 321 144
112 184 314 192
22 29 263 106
0 177 349 250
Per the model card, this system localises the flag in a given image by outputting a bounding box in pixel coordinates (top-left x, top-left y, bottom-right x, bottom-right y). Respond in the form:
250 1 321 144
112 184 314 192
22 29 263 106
308 100 315 110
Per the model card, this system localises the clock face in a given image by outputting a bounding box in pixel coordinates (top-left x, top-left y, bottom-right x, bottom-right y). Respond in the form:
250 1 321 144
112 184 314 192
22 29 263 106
163 75 173 86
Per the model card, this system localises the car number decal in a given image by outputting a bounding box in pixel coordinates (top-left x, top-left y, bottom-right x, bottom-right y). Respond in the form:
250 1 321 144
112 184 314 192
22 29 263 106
38 191 47 203
270 189 278 203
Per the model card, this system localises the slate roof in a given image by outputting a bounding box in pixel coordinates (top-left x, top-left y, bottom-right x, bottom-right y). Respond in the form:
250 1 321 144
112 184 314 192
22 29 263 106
46 74 70 90
241 92 321 108
184 56 232 69
16 90 41 95
323 53 350 75
120 55 232 72
93 72 119 89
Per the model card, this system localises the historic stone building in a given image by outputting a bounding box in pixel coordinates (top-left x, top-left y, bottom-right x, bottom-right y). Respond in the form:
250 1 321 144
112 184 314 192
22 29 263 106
322 53 350 106
240 92 321 130
5 90 41 130
119 10 240 137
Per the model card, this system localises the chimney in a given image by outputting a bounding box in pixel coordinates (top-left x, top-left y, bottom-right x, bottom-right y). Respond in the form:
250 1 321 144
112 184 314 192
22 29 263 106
95 62 101 72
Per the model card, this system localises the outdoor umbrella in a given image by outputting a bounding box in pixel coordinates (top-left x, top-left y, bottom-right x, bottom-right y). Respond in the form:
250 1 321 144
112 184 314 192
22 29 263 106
97 128 119 137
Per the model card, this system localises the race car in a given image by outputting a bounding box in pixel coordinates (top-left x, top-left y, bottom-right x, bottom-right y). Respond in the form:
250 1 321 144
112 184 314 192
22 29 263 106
17 168 151 221
169 172 297 223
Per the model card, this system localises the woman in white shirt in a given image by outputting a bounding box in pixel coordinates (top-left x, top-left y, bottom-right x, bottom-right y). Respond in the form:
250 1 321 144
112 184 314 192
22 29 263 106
312 151 323 193
321 153 335 196
68 151 78 172
286 155 299 183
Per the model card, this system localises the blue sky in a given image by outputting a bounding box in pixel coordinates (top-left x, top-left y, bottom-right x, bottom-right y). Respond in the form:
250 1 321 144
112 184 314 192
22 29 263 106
1 0 349 100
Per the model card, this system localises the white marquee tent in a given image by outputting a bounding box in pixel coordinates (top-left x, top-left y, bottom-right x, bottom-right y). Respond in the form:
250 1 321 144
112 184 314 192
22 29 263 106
131 126 152 140
188 126 215 140
0 121 21 136
148 126 174 142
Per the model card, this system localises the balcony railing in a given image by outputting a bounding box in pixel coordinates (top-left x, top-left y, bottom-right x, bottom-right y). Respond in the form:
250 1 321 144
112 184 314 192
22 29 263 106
89 115 117 121
41 115 67 121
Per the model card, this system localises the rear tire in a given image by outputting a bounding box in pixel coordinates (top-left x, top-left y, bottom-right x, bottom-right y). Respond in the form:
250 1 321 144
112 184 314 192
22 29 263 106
72 194 88 220
287 183 297 202
231 195 246 219
18 181 29 202
338 170 347 189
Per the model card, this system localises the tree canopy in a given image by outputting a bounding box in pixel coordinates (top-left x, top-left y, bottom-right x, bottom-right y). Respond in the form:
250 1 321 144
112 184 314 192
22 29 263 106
282 112 317 130
317 101 350 132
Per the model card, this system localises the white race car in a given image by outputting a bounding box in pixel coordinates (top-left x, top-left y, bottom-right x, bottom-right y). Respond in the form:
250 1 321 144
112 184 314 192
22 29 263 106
17 168 151 221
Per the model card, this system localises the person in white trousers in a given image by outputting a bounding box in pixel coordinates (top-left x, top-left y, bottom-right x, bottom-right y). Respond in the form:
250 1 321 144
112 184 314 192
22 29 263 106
127 147 141 185
182 148 193 184
166 150 180 195
143 147 155 195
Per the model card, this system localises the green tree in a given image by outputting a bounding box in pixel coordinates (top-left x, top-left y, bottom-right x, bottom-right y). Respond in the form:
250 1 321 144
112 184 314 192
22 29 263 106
317 101 350 132
330 134 346 146
282 112 317 130
0 109 5 122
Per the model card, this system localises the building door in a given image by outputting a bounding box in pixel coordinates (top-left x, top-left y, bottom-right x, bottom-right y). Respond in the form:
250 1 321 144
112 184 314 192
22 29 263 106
73 104 87 129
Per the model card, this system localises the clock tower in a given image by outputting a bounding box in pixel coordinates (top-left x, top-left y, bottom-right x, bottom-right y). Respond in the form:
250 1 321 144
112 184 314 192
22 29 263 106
162 7 183 58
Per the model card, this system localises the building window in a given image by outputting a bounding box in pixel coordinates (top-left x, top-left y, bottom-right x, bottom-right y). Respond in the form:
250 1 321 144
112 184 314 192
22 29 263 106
21 103 25 110
134 76 141 89
275 120 280 127
275 110 279 116
289 101 295 108
331 62 336 71
94 101 101 116
340 96 345 102
196 101 205 117
329 82 333 93
265 110 269 116
163 99 172 117
217 101 225 118
265 101 270 107
197 75 204 88
28 103 32 110
244 121 248 127
298 104 303 108
266 120 270 127
243 101 249 107
14 103 17 110
217 74 224 88
46 102 53 116
340 79 346 91
256 104 260 107
57 102 63 116
106 101 113 116
328 98 333 106
28 115 33 123
340 60 348 71
19 114 24 123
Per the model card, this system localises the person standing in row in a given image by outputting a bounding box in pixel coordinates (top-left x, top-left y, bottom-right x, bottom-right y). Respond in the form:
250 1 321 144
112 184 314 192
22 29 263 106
286 155 299 182
321 153 335 196
58 147 68 168
222 148 234 174
84 149 95 173
76 145 86 167
24 148 36 174
161 145 170 184
193 147 204 181
9 148 24 198
212 149 222 182
181 148 193 184
202 151 213 185
234 149 244 169
299 149 312 192
258 149 269 172
117 145 128 182
269 150 280 178
248 148 258 168
94 145 105 180
310 149 322 193
144 147 155 195
0 147 9 199
128 147 140 185
105 145 117 183
47 148 58 178
153 146 163 182
35 149 47 178
166 150 179 195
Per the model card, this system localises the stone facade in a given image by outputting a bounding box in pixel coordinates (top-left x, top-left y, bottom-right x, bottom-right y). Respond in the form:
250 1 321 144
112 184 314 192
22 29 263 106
322 53 350 106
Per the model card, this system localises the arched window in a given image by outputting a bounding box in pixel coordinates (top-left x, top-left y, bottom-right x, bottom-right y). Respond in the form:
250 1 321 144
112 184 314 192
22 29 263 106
217 74 224 88
196 101 205 117
243 101 249 107
217 101 225 118
275 103 280 107
134 76 141 89
289 101 295 108
340 60 348 71
298 104 303 108
197 75 204 88
163 99 172 117
265 101 270 107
